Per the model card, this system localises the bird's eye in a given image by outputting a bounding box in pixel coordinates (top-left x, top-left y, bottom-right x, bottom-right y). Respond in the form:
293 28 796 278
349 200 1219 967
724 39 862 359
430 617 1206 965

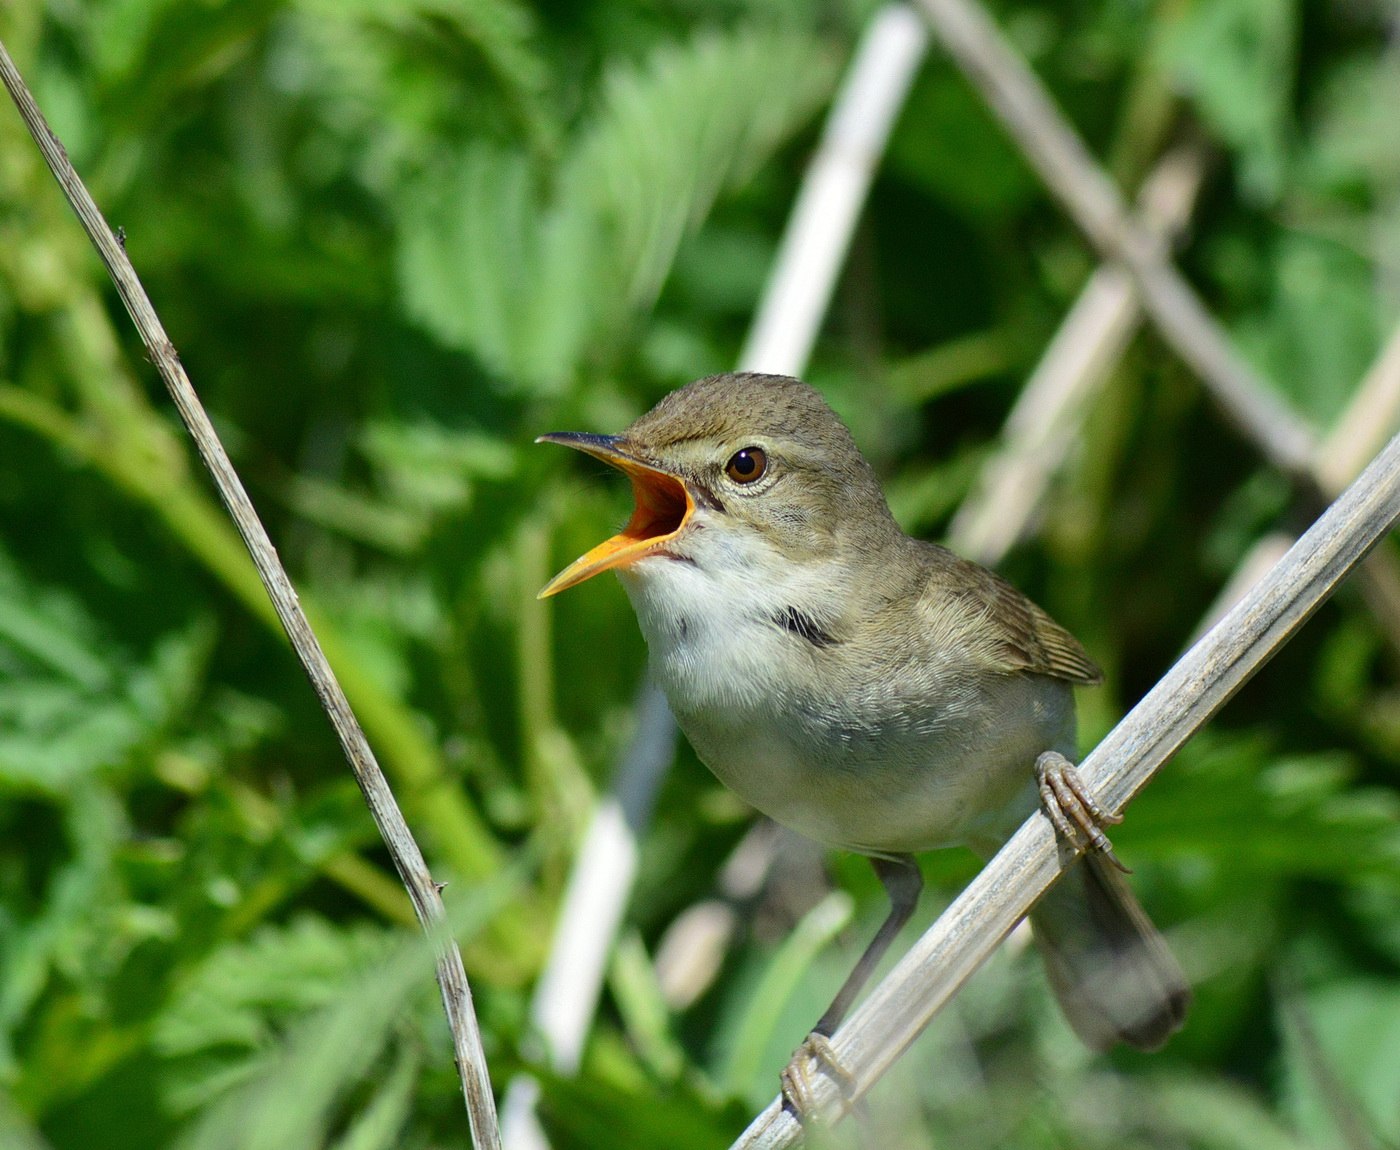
725 447 767 484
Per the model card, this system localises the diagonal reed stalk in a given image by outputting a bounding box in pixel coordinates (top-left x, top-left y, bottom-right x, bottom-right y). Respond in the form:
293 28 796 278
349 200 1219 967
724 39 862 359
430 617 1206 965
0 36 501 1150
734 424 1400 1146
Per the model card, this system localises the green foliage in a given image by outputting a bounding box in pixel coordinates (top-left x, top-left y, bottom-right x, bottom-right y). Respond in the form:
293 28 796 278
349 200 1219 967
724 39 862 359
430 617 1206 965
0 545 209 794
1162 0 1295 202
2 0 1400 1146
396 27 838 390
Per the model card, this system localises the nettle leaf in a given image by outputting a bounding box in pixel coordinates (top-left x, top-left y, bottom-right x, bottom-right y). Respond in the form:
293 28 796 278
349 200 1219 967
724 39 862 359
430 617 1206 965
167 925 434 1150
0 551 208 794
154 916 398 1116
568 29 837 314
266 0 551 215
0 786 128 1078
396 26 838 393
397 142 587 390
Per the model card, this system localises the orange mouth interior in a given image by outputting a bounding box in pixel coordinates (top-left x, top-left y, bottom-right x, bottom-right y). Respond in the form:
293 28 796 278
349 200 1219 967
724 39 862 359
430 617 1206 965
538 455 692 598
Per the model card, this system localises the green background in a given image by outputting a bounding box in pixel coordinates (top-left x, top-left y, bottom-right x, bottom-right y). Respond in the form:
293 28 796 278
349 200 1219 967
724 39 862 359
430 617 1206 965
2 0 1399 1146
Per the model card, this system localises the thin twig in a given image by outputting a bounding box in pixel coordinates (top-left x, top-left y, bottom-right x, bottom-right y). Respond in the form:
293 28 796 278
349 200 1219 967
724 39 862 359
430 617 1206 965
733 428 1400 1146
1194 322 1400 648
918 0 1400 661
0 38 500 1149
949 143 1206 564
1317 322 1400 496
915 0 1318 483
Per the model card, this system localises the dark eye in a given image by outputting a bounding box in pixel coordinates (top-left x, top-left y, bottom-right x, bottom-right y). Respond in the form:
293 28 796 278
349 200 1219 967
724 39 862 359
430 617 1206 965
725 447 767 484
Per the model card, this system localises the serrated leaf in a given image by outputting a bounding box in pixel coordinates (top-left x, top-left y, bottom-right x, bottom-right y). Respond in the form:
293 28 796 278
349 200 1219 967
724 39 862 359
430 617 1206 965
156 864 526 1129
288 0 551 161
0 550 209 794
167 924 431 1150
1 784 139 1097
396 26 838 392
154 917 393 1073
567 29 839 313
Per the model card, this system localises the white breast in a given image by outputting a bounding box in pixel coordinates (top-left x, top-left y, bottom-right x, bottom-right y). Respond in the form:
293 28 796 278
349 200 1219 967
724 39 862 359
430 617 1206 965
616 538 1075 855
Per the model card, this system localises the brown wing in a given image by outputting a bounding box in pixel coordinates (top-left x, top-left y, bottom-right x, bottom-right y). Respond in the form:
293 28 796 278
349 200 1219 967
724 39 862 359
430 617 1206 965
916 542 1103 685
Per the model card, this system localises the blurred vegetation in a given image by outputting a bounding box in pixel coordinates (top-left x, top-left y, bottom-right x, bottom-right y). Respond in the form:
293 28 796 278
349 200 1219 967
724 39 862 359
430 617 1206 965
1 0 1399 1146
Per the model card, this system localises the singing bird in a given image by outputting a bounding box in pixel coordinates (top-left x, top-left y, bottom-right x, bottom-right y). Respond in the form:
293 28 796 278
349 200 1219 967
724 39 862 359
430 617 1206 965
538 373 1187 1102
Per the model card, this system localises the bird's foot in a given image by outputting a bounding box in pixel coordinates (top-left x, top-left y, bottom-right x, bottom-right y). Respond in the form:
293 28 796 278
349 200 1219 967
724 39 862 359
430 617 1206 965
780 1030 857 1127
1035 751 1129 873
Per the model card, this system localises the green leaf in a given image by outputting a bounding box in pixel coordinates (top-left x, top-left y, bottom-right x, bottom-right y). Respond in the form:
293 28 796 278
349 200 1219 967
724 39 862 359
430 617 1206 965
396 26 838 391
1280 978 1400 1148
1162 0 1295 202
1105 730 1400 877
1232 232 1381 426
0 786 128 1082
289 0 552 162
166 923 430 1150
0 549 209 794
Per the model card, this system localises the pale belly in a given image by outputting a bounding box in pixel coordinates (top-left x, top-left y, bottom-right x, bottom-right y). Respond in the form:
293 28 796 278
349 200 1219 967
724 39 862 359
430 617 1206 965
669 676 1073 855
620 562 1077 856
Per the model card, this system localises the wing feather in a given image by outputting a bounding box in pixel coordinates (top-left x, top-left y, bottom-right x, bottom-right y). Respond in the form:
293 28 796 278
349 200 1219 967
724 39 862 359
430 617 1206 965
914 543 1102 685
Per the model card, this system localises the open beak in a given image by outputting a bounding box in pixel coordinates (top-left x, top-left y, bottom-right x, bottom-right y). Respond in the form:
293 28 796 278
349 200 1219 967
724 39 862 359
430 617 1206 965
536 432 694 598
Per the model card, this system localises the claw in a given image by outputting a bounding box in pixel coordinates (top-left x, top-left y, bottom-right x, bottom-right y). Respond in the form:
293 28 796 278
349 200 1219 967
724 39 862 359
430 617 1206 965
1035 751 1131 873
780 1031 857 1126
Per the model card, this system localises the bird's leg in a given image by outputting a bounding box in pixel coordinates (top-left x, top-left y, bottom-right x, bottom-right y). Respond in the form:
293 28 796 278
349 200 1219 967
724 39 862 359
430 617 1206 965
1035 750 1129 873
780 854 922 1123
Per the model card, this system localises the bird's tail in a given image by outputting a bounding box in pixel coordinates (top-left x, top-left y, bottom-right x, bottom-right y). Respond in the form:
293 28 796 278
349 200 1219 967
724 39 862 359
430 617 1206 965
1029 853 1190 1051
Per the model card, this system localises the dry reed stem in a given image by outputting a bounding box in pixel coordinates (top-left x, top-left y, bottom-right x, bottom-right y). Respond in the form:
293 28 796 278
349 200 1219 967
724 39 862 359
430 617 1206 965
915 0 1317 481
734 426 1400 1147
950 144 1205 564
0 37 500 1150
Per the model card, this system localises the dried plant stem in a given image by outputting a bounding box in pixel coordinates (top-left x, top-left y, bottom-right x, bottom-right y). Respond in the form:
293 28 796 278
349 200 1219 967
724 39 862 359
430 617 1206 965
949 143 1205 564
733 425 1400 1149
0 38 500 1149
921 0 1400 657
1196 323 1400 649
915 0 1318 482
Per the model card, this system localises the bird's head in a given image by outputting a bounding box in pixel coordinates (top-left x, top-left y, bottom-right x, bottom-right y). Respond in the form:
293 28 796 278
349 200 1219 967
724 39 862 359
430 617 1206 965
537 372 897 598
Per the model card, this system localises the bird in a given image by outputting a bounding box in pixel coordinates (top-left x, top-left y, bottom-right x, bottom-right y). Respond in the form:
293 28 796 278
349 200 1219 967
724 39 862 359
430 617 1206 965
537 371 1189 1108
